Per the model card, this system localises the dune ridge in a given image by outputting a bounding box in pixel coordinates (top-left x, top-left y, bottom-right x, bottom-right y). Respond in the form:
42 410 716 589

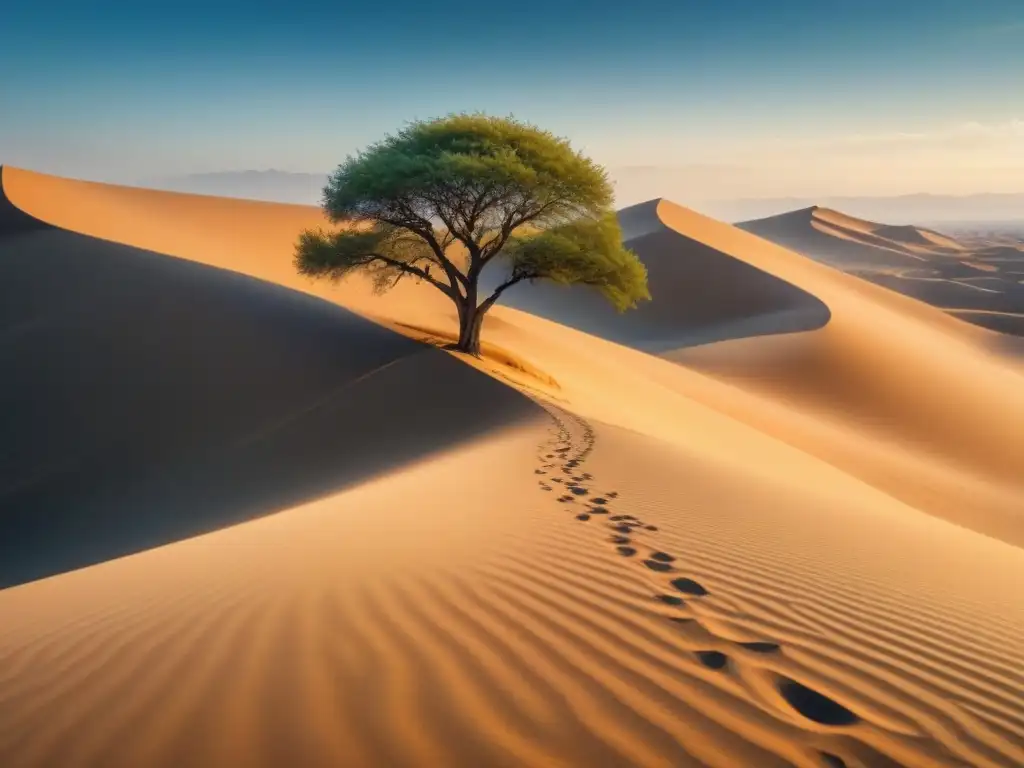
480 198 832 350
737 206 968 267
738 204 1024 338
1 167 1023 767
631 200 1024 546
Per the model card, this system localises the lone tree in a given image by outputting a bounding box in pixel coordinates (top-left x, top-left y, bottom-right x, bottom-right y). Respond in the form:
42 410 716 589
295 113 649 356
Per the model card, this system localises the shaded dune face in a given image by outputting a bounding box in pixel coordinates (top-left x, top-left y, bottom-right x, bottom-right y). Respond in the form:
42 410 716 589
0 167 48 234
487 200 830 350
0 170 540 588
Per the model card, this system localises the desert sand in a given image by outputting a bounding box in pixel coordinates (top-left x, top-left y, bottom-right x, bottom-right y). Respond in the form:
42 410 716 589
739 206 1024 337
1 166 1023 768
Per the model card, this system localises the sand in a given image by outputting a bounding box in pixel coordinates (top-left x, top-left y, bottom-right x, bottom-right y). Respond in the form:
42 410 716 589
738 206 1024 338
1 166 1023 767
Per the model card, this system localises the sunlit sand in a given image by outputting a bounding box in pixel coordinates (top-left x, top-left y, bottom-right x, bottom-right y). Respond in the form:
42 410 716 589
1 167 1022 768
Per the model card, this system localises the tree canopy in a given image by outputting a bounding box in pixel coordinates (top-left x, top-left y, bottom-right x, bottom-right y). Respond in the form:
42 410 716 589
295 113 649 355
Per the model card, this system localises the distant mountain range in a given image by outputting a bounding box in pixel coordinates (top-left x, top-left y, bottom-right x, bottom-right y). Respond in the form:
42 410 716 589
143 170 1024 224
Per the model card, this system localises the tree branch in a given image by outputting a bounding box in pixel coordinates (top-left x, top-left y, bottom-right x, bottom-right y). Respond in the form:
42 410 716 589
370 252 457 300
378 214 468 296
478 198 567 267
476 271 536 315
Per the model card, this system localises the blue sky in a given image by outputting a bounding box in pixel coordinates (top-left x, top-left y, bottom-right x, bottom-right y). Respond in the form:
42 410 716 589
2 0 1022 199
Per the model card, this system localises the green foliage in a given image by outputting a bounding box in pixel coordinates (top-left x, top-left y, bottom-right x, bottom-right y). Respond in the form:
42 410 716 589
502 213 649 312
294 112 650 354
295 225 440 294
319 112 613 235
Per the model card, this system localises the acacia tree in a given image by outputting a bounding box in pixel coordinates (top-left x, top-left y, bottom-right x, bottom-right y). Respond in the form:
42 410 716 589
295 113 649 356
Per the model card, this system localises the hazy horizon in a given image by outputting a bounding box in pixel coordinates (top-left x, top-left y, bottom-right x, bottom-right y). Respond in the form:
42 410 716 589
2 0 1022 202
106 168 1022 224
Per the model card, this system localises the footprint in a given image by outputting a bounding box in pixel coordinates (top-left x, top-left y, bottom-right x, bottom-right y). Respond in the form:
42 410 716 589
642 560 674 573
818 754 848 768
655 594 685 606
575 513 591 522
587 507 609 515
590 498 608 505
776 678 859 726
644 525 658 532
738 641 780 654
695 651 729 670
609 535 631 545
570 487 588 496
649 551 675 563
617 546 637 557
606 491 619 498
610 514 637 522
670 578 709 596
609 524 633 534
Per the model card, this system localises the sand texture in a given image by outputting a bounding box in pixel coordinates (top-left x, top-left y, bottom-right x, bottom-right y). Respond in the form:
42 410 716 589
1 167 1023 768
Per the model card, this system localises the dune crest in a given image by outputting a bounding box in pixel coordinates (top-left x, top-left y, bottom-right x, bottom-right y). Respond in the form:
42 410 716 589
1 167 1023 767
738 204 1024 338
738 206 966 266
642 199 1024 545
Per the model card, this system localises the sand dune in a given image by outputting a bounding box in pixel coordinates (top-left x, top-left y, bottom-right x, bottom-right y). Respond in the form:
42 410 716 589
0 166 541 588
738 206 1024 339
623 201 1024 546
736 207 933 269
480 200 831 350
1 167 1023 768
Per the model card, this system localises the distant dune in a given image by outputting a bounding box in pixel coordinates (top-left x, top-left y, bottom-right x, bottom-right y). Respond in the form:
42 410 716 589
739 205 1024 337
1 166 1023 768
737 206 946 269
632 186 1024 224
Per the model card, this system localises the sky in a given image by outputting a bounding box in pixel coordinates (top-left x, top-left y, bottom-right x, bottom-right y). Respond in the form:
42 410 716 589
1 0 1022 202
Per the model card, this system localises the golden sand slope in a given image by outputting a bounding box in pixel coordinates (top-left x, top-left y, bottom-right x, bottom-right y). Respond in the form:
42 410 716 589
0 166 456 329
1 167 1023 768
629 200 1024 546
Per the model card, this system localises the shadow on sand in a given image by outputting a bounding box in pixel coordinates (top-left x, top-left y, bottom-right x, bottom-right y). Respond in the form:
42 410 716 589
0 168 539 589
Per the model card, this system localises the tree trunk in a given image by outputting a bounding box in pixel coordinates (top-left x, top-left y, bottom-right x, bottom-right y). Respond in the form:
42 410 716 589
456 303 485 356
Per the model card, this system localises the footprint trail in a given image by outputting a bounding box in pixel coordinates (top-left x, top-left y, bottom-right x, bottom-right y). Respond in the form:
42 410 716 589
528 399 1015 768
